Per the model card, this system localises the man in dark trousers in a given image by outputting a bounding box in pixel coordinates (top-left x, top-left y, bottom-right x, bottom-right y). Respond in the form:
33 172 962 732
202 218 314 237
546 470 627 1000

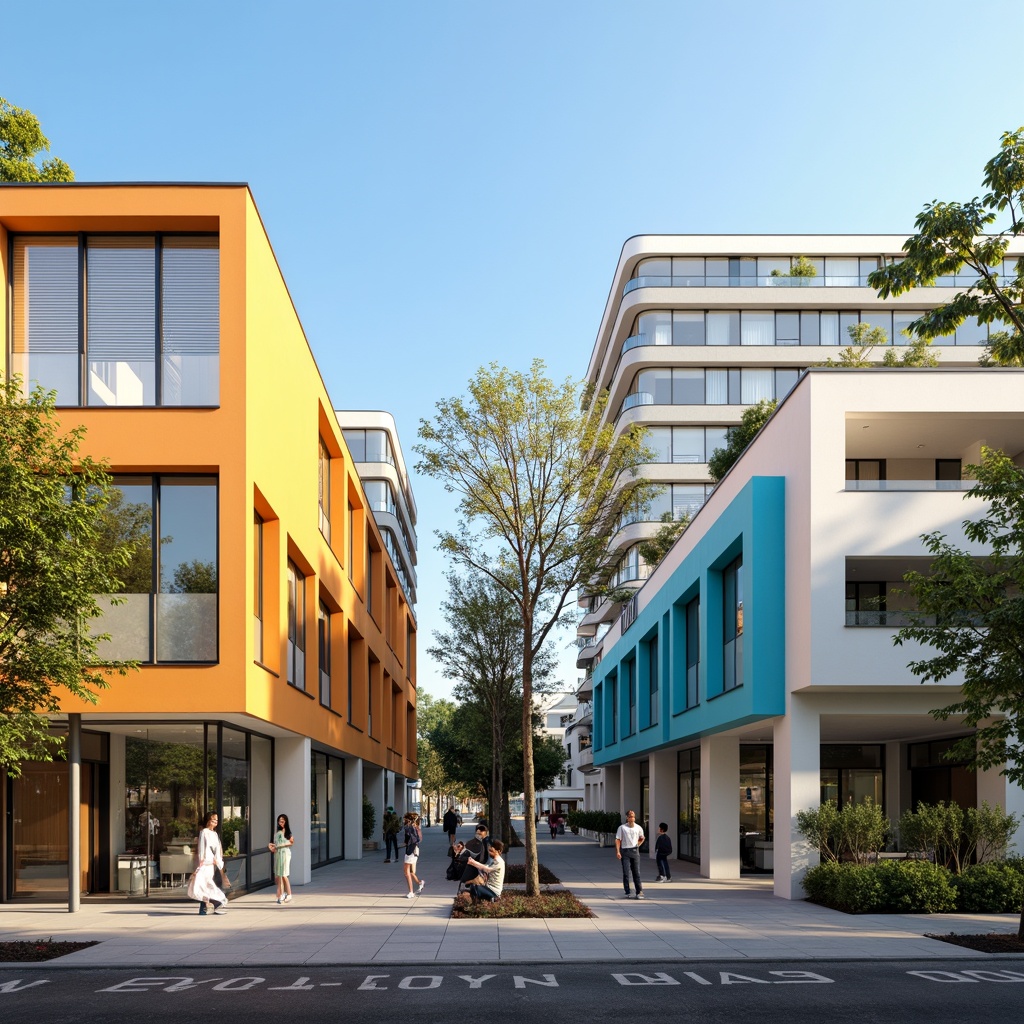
442 805 459 849
458 822 491 884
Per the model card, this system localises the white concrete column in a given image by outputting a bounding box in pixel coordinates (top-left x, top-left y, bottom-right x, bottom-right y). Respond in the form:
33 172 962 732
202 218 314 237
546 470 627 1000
1005 778 1024 857
392 775 409 818
344 756 364 860
648 748 676 863
275 736 311 884
773 695 820 900
700 735 740 879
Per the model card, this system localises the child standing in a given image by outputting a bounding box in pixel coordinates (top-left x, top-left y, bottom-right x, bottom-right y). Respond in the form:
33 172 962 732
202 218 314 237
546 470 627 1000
655 822 673 882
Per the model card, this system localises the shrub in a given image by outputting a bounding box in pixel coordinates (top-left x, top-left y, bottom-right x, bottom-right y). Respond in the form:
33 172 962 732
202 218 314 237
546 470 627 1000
566 810 621 834
898 801 1020 873
876 860 957 913
953 862 1024 913
361 795 376 842
803 860 956 913
795 799 887 864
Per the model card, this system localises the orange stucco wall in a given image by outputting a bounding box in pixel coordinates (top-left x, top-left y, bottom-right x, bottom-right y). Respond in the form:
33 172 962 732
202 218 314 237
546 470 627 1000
0 183 416 778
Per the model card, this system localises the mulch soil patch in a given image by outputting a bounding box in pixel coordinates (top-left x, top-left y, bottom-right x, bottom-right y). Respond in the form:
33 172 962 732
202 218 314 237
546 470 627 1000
927 932 1024 954
452 889 593 919
0 939 99 962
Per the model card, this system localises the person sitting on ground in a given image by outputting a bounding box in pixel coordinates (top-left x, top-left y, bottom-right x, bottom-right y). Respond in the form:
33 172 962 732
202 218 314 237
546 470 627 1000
466 839 505 904
459 822 491 885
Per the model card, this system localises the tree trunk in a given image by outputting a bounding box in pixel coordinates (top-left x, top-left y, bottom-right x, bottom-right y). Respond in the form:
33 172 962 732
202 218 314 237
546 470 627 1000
521 627 539 896
1018 898 1024 941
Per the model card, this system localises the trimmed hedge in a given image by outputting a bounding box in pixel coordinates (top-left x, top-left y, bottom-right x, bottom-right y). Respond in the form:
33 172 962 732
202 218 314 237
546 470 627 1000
804 860 958 913
566 810 621 833
806 859 1024 913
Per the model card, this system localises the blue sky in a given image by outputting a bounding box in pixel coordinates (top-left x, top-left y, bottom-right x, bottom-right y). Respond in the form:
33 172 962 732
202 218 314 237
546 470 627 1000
7 0 1024 699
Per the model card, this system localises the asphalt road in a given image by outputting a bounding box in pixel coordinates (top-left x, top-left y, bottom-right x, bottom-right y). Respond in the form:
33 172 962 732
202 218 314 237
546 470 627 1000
2 960 1024 1023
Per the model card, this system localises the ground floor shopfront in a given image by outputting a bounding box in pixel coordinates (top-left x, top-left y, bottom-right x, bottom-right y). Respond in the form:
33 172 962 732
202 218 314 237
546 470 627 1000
1 717 411 903
593 694 1024 900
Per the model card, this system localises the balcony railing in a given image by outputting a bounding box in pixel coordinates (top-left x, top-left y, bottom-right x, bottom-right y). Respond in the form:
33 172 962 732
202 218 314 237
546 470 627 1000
846 479 975 492
845 610 931 627
622 273 1007 296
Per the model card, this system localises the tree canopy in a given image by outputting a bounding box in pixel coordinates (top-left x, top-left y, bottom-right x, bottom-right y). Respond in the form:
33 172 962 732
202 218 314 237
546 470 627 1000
0 97 74 182
416 360 657 893
0 381 134 773
817 323 939 369
707 399 777 482
868 127 1024 365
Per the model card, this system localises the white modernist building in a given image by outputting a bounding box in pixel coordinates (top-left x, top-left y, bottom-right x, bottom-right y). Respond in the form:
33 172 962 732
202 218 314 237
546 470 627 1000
589 366 1024 898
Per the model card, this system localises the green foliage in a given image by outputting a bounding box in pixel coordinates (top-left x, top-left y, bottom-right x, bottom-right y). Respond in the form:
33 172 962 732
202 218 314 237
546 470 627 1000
362 794 376 842
452 889 593 918
566 809 622 833
0 97 74 182
897 800 1019 873
795 799 887 865
170 560 217 594
637 511 690 569
707 399 777 482
770 255 817 278
0 380 136 773
416 360 659 895
952 862 1024 913
220 815 246 855
868 126 1024 366
895 447 1024 786
818 323 939 368
803 860 957 913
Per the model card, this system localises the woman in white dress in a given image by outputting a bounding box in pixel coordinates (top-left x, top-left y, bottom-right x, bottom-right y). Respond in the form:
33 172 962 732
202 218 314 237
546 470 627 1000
188 811 228 915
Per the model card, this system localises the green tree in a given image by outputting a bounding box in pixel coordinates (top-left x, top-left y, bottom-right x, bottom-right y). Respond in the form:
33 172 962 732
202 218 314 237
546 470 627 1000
0 97 74 182
171 559 218 594
771 255 817 278
416 360 658 894
637 511 690 569
818 323 939 368
428 571 554 844
0 381 134 773
895 446 1024 937
868 127 1024 365
707 399 778 482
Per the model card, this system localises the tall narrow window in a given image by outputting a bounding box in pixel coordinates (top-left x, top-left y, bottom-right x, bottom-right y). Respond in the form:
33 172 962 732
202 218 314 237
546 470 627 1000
253 513 264 662
723 556 743 691
87 237 157 406
11 237 80 404
347 502 354 580
686 596 700 708
627 660 637 736
318 438 331 542
648 635 659 727
287 561 306 690
318 601 331 707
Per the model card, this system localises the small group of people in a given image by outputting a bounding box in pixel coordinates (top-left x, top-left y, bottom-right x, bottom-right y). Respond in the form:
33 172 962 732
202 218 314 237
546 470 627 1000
615 810 674 898
546 810 564 839
189 810 294 915
450 820 505 903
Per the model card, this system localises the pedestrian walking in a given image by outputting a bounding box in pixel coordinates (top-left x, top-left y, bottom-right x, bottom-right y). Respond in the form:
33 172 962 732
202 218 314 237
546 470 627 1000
269 812 294 903
548 810 559 839
402 812 425 898
654 822 673 881
382 805 401 862
442 805 459 848
615 809 645 899
187 811 229 915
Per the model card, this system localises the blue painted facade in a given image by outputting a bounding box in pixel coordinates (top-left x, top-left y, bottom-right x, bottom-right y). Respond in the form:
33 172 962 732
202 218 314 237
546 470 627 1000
593 476 786 763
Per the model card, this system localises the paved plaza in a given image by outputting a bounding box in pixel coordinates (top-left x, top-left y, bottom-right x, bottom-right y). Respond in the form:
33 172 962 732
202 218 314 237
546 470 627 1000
1 822 1018 967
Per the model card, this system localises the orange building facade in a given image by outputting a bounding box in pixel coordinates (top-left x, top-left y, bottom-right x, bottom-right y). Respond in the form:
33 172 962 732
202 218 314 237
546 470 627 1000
0 183 417 901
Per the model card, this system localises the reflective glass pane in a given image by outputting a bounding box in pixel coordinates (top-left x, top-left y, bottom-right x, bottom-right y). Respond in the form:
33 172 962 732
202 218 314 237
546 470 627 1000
706 311 738 345
741 311 774 345
673 311 705 345
637 311 672 346
647 427 672 463
671 427 704 463
673 369 704 404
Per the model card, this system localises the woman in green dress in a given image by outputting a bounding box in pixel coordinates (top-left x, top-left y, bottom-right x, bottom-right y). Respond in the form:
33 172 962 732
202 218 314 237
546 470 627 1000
269 813 294 904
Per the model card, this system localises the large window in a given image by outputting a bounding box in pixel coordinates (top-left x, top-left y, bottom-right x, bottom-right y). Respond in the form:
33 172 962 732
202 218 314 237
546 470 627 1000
685 596 700 709
627 367 801 412
92 476 218 663
253 512 264 662
287 561 306 690
343 429 394 465
723 556 743 691
12 234 219 406
318 439 331 542
318 601 332 708
646 426 729 465
647 635 659 727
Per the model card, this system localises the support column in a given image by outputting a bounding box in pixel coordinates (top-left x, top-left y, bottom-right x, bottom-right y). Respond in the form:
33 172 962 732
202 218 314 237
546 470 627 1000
978 761 1024 861
648 748 676 863
275 736 311 884
700 734 740 879
344 756 365 860
773 694 820 900
67 714 81 913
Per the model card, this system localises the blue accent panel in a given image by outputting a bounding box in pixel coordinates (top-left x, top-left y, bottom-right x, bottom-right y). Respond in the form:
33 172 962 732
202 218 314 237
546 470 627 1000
593 476 786 765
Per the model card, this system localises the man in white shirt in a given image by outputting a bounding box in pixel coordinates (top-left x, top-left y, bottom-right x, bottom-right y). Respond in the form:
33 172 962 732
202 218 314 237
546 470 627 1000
615 810 645 899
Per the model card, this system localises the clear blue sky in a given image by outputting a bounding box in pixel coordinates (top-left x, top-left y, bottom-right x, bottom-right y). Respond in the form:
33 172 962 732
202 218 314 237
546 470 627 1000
7 0 1024 699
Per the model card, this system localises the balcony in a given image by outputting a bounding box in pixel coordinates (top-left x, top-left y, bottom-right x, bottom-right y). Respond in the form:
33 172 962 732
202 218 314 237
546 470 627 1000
622 273 1004 296
846 479 975 492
